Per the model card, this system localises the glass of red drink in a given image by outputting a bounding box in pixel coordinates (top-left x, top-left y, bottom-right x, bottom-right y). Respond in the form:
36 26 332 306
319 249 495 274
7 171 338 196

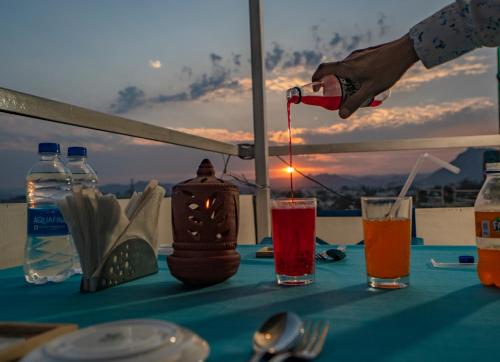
271 198 316 285
361 197 412 289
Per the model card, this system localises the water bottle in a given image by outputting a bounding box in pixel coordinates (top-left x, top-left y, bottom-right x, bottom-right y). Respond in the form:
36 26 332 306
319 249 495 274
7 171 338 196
286 75 390 111
24 143 80 284
474 162 500 287
66 146 99 190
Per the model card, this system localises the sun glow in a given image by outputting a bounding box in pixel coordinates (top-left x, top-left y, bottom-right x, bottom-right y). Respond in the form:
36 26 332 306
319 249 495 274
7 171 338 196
286 166 295 174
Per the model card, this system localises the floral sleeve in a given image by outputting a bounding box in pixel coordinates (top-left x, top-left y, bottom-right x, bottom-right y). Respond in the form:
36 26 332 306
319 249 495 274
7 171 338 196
409 0 500 68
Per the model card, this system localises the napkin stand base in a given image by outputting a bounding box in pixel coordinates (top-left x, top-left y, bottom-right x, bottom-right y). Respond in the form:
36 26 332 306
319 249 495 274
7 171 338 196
80 238 158 293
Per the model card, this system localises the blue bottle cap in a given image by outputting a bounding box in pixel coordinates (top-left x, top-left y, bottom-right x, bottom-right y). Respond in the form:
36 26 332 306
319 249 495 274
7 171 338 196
459 255 475 264
67 146 87 157
38 143 60 154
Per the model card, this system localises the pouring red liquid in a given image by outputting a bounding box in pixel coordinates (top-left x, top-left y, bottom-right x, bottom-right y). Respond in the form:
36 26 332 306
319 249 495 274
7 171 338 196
285 76 389 197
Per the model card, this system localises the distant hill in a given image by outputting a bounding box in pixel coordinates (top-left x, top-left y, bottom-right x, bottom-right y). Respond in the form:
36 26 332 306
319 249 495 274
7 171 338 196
0 179 253 202
1 148 495 202
99 181 174 197
271 147 495 191
418 148 492 187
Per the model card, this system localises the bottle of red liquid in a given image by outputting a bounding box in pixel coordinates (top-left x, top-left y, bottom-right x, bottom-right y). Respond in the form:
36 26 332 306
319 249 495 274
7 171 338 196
286 75 390 111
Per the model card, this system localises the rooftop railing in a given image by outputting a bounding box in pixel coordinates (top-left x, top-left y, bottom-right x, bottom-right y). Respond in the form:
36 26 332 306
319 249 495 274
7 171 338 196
1 0 499 243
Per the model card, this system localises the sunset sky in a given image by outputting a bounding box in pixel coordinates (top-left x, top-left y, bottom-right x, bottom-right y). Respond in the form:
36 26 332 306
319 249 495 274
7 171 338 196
0 0 497 189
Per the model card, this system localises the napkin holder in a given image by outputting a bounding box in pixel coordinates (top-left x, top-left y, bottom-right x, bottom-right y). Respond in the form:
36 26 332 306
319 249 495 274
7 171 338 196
80 238 158 292
58 181 165 293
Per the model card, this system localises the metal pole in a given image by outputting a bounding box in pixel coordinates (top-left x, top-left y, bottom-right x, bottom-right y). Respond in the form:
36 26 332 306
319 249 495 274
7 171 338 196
249 0 270 242
269 134 500 156
0 87 239 156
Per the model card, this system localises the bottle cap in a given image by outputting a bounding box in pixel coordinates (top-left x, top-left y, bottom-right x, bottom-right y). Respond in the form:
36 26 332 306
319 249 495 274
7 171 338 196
286 87 301 103
68 146 87 157
458 255 475 264
38 143 60 154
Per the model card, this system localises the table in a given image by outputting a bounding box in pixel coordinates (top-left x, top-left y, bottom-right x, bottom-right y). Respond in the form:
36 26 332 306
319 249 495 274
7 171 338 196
1 245 500 362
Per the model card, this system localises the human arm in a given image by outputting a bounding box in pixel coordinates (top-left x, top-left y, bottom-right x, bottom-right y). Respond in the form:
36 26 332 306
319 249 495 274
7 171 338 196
312 35 418 118
410 0 500 68
312 0 500 119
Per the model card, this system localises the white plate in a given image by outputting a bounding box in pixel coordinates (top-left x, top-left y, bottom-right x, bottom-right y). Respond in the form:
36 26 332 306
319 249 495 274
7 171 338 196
43 319 182 360
21 324 209 362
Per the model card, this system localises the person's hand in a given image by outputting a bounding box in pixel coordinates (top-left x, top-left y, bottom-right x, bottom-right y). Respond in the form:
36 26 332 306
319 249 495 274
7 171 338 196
312 34 419 118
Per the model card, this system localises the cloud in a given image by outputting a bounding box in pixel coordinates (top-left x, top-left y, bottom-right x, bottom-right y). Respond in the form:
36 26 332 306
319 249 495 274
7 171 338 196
396 56 491 91
181 66 193 77
282 50 323 69
269 97 495 143
269 129 307 145
189 67 237 100
0 113 124 153
210 53 222 63
149 59 162 69
265 75 309 92
265 15 389 73
110 13 396 114
189 72 229 99
329 33 342 48
232 53 242 67
151 92 189 103
259 52 492 97
265 43 285 71
377 13 390 37
311 24 322 50
110 86 146 114
111 53 243 113
186 52 244 100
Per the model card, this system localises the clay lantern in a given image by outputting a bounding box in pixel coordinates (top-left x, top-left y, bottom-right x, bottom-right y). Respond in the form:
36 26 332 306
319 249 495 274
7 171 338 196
167 159 240 286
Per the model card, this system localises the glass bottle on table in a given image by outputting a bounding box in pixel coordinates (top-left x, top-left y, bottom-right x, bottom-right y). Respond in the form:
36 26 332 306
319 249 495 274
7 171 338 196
474 162 500 287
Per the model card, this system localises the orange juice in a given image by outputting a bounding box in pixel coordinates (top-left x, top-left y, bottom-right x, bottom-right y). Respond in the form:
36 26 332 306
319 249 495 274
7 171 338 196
475 211 500 287
363 218 411 279
477 249 500 287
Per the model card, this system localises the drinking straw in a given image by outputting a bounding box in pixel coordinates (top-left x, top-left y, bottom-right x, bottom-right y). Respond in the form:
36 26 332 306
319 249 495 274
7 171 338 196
388 152 460 218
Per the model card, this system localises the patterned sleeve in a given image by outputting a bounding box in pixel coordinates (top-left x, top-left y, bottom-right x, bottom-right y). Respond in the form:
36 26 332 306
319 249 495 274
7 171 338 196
409 0 500 68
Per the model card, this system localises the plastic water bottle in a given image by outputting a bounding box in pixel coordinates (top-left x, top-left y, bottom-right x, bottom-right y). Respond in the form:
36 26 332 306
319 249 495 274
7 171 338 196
286 75 390 111
66 146 99 190
24 143 80 284
474 162 500 287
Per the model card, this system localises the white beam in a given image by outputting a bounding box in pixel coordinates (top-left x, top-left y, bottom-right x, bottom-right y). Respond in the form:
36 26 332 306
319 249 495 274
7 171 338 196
249 0 271 242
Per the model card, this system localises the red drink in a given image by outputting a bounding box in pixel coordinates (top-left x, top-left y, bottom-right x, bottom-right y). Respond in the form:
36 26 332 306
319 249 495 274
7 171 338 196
272 200 316 285
287 100 294 197
289 95 341 111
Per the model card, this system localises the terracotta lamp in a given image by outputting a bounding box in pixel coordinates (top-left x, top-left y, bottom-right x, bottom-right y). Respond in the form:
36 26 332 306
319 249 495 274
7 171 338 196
167 159 240 286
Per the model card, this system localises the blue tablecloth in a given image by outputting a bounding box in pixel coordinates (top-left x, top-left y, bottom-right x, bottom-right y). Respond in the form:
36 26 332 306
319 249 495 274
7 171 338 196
2 245 500 362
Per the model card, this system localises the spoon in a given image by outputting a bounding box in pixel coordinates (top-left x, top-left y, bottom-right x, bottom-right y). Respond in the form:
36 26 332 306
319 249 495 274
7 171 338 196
248 312 303 362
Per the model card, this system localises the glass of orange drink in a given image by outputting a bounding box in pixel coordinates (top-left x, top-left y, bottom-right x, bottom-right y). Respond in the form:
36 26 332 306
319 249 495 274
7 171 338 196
361 197 412 289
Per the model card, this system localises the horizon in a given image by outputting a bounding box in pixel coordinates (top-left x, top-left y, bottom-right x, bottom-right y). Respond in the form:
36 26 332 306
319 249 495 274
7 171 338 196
0 147 489 199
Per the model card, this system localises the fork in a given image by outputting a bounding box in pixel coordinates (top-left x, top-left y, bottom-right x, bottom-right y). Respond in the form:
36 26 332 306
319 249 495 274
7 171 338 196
268 319 330 362
315 246 346 262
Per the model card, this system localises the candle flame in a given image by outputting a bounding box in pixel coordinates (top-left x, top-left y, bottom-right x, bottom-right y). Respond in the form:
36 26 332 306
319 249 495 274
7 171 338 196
205 199 210 209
